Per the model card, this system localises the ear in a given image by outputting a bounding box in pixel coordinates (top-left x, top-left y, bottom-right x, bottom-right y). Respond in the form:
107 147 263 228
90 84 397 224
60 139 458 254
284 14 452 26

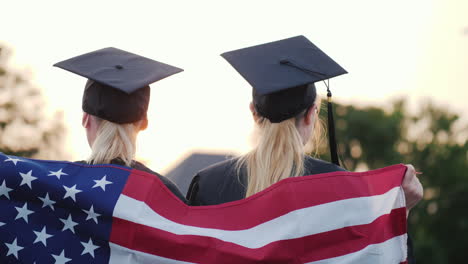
249 102 260 123
139 118 148 131
82 112 90 128
304 104 317 125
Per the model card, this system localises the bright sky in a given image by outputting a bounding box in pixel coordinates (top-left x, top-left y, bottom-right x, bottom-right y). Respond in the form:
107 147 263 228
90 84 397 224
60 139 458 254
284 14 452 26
1 0 467 173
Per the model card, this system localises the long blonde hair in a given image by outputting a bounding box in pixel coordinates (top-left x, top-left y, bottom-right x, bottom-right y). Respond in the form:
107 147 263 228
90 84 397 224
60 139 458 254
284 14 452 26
87 117 144 166
238 99 322 197
239 116 305 197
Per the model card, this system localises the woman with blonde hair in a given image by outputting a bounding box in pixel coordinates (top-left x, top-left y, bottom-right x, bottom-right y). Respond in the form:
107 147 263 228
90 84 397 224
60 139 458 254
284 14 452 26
187 35 422 207
186 36 422 262
55 47 186 201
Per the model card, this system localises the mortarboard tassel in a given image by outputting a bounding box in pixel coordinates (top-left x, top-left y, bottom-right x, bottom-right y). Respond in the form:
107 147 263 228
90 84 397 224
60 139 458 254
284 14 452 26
278 60 341 166
325 82 340 166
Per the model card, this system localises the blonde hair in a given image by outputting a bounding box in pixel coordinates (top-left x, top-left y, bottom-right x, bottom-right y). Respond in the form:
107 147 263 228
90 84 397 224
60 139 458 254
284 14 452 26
87 117 143 166
305 99 326 157
239 99 323 197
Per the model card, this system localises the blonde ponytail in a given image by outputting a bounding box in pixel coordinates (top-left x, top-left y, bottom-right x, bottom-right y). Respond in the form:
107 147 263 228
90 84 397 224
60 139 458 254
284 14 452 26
87 118 142 166
239 117 305 197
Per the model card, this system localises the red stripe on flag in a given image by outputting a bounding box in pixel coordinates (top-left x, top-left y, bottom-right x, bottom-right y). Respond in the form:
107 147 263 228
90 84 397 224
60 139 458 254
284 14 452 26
121 164 407 230
302 207 407 262
109 207 406 263
121 168 186 204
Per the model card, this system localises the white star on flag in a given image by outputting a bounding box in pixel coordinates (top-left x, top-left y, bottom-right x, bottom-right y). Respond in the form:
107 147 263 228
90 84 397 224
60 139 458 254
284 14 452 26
80 238 100 258
33 226 53 246
4 157 21 165
19 170 37 189
0 222 5 226
83 205 101 224
38 193 56 210
52 250 72 264
5 238 23 259
92 175 113 191
60 214 78 234
15 203 34 223
63 184 82 201
0 180 13 199
48 168 68 179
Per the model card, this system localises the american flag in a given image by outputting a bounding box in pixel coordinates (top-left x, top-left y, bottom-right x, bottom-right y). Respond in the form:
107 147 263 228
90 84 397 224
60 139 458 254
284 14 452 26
0 152 408 263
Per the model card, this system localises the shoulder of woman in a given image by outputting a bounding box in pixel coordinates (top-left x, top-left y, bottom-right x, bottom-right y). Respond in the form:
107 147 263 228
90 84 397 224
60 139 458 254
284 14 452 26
187 157 245 205
131 160 161 175
132 160 187 203
303 156 347 175
197 157 240 179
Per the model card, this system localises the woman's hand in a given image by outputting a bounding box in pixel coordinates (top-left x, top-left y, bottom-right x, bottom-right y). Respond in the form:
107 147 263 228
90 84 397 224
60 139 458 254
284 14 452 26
402 164 424 215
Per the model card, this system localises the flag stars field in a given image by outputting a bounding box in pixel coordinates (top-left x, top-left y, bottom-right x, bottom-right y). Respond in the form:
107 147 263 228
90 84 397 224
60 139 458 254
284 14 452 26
83 205 101 224
33 226 53 246
38 192 56 210
19 170 37 189
0 180 13 199
5 238 23 259
52 250 72 264
80 238 99 258
0 154 128 262
3 157 22 166
93 175 112 191
15 203 34 223
59 214 78 233
63 184 82 201
48 169 68 179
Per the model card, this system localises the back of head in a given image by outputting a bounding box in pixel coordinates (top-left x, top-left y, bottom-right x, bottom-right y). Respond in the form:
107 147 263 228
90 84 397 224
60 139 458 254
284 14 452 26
83 80 150 124
82 79 150 166
87 116 145 166
53 47 183 166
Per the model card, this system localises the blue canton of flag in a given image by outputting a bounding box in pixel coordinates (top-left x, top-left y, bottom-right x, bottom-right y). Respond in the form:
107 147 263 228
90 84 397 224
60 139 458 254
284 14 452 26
0 153 128 264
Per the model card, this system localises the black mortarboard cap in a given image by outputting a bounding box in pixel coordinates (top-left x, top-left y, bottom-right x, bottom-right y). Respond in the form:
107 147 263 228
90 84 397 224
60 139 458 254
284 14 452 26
221 35 347 121
54 47 183 124
221 35 347 166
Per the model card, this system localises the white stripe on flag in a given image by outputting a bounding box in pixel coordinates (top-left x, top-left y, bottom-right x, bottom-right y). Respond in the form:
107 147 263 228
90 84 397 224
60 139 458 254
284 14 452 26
305 234 408 264
113 187 405 249
109 242 197 264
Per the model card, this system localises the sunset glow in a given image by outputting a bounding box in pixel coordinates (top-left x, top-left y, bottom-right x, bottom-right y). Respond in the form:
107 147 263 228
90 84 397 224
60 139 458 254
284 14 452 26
1 0 467 173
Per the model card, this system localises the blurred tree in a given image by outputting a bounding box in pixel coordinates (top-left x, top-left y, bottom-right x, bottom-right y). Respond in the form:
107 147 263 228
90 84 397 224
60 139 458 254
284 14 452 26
316 99 468 264
0 45 67 159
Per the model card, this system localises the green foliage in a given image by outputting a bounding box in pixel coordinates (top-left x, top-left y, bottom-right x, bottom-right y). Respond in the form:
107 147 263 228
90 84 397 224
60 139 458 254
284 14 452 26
0 45 67 159
317 99 468 263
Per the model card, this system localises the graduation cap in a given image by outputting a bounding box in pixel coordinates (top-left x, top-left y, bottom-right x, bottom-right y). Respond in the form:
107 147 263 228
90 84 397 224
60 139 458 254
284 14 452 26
54 47 183 124
221 35 347 166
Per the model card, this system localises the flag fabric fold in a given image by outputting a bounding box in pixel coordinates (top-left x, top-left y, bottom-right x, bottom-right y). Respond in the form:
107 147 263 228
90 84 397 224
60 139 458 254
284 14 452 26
0 152 407 263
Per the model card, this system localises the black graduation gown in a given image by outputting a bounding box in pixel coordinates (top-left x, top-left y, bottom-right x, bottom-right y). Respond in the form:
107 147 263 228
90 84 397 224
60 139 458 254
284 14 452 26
186 155 344 206
75 159 187 203
186 156 416 263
